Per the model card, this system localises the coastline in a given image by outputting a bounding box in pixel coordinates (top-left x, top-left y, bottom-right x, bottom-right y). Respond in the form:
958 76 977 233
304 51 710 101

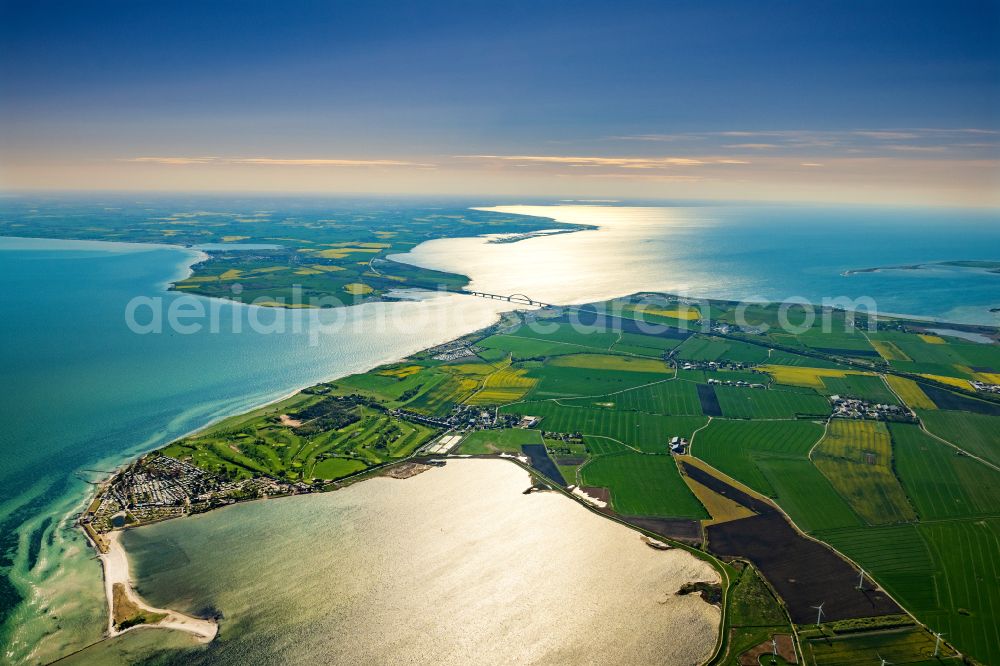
75 284 998 656
15 216 997 662
69 302 518 650
102 458 723 665
94 530 217 643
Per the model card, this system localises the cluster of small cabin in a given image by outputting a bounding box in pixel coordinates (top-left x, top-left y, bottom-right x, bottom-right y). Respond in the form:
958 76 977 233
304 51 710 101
430 343 481 362
669 436 689 454
680 360 756 372
706 378 766 389
709 322 765 336
970 380 1000 394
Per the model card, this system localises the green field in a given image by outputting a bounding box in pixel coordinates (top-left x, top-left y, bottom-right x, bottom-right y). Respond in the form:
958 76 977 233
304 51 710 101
526 363 669 398
819 511 1000 664
915 518 1000 663
818 524 938 610
727 564 790 628
917 410 1000 467
820 374 900 405
608 331 683 357
312 457 368 480
891 423 1000 520
766 350 848 369
580 452 708 518
821 520 1000 665
457 428 542 454
676 335 771 363
691 419 825 496
476 334 591 360
802 626 947 665
134 293 1000 666
757 456 864 532
796 328 877 354
504 321 622 351
713 385 831 419
503 401 707 453
580 378 703 415
812 420 917 525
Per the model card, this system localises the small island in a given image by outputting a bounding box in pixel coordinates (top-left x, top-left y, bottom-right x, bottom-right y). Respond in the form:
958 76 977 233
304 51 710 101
843 259 1000 276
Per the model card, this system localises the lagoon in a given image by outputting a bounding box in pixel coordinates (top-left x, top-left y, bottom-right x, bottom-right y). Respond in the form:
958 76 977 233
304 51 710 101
89 460 720 665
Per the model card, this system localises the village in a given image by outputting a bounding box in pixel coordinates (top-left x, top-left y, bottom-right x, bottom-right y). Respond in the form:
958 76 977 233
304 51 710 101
970 379 1000 394
828 395 914 422
81 453 304 537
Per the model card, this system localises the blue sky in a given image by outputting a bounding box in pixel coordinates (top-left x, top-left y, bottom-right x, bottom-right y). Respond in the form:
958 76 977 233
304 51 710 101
1 0 998 204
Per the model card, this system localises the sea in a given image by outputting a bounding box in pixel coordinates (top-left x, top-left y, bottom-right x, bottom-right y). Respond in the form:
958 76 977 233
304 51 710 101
0 201 997 664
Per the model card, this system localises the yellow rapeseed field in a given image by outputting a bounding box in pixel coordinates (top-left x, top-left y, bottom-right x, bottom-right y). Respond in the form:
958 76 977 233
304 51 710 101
870 339 911 361
466 366 538 405
642 306 701 321
758 364 872 390
377 365 425 379
343 283 374 295
973 372 1000 384
918 373 972 389
885 376 936 409
813 420 917 524
550 354 670 373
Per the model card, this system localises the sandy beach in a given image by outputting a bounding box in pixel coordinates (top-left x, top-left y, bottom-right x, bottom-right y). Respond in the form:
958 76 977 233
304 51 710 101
99 530 218 643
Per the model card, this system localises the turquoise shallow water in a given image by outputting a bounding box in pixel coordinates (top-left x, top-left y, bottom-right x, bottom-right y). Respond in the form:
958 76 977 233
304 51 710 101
0 201 997 663
0 236 511 661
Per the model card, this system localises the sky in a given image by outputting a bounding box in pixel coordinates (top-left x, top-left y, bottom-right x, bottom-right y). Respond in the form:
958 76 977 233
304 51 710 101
1 0 998 205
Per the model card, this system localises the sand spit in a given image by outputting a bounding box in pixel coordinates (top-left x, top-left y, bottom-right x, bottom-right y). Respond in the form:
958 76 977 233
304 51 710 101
98 530 218 643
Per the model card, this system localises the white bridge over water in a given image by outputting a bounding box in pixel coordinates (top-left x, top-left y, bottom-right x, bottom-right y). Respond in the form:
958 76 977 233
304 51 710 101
465 291 551 307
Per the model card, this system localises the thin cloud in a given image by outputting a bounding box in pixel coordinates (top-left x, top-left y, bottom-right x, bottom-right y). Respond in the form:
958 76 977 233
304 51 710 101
609 128 1000 158
723 143 781 150
883 145 948 153
852 131 919 140
233 158 434 167
123 156 434 167
463 155 706 167
127 156 218 165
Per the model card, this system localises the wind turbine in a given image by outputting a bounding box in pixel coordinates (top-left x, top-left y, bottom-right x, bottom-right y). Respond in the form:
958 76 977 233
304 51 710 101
857 567 866 590
877 653 892 666
933 632 946 657
811 602 825 626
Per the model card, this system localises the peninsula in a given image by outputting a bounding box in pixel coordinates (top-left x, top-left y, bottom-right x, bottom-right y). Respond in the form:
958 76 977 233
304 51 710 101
81 292 1000 665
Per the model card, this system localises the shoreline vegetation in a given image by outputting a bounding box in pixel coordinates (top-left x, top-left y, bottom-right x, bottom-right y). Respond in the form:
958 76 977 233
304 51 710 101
76 288 1000 664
